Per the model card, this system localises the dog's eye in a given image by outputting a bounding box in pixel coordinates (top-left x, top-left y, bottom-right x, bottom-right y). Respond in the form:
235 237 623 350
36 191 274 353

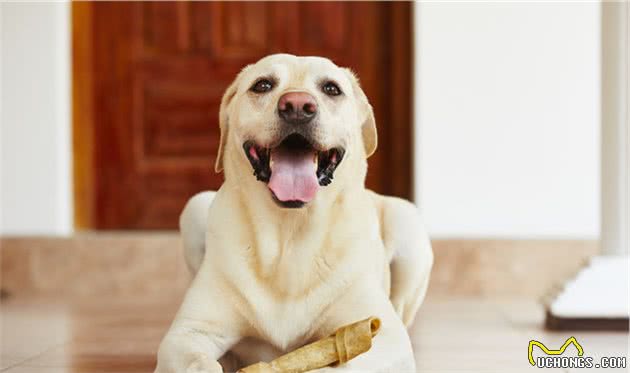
322 82 342 96
250 79 274 93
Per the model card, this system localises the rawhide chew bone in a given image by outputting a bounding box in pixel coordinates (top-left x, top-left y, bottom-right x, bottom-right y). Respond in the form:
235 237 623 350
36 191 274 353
238 317 380 373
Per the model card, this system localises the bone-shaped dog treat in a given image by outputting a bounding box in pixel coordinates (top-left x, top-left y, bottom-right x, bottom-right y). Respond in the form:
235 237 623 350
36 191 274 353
238 317 380 373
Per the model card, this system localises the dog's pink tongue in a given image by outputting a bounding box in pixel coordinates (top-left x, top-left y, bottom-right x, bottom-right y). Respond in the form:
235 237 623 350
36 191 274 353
269 148 319 203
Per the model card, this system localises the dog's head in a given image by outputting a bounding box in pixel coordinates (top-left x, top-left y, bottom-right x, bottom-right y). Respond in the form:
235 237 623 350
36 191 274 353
216 54 376 208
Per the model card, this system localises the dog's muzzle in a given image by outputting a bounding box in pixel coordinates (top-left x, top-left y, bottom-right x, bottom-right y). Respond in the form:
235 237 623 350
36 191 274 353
243 133 345 208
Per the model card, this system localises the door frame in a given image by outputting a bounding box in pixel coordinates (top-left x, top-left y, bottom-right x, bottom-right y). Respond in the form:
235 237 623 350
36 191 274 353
73 2 96 229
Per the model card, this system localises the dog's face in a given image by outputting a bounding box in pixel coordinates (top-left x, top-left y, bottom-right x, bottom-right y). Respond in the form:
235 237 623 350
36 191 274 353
216 54 376 208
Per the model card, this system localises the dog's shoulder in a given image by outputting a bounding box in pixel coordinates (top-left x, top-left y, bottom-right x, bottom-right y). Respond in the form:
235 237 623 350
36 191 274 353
366 190 423 229
365 190 427 260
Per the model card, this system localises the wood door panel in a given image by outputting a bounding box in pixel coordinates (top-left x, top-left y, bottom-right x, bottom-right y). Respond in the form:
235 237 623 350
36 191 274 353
296 3 349 53
142 2 193 53
208 2 272 56
74 1 412 229
139 76 222 159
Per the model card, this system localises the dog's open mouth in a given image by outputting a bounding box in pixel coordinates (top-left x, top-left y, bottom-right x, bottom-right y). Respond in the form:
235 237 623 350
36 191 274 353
243 134 345 208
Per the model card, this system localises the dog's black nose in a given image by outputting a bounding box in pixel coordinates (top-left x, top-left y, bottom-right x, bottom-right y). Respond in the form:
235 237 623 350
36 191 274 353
278 92 317 125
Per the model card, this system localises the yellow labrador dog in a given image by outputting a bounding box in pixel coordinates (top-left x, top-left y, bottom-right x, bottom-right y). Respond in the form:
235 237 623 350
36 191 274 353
155 54 433 373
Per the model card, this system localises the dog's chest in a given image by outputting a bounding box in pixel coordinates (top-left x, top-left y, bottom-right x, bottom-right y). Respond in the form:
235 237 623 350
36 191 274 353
222 212 383 351
237 261 353 350
249 296 324 351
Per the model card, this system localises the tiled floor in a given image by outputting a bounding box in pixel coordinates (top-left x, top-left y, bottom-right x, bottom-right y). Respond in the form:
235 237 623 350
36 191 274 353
1 296 627 373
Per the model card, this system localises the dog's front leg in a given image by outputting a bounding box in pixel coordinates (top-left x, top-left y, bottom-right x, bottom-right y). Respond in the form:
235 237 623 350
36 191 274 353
380 197 433 326
155 319 239 373
317 286 416 373
155 276 242 373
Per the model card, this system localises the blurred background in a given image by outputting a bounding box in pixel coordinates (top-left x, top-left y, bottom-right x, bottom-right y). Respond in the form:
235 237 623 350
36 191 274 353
1 2 601 237
0 2 627 372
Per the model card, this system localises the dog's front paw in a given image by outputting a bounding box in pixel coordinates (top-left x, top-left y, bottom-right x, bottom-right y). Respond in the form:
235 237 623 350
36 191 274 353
390 265 430 326
391 287 420 325
187 356 223 373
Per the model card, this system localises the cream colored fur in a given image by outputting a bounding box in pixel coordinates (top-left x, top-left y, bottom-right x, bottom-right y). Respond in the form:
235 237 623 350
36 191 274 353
155 54 433 373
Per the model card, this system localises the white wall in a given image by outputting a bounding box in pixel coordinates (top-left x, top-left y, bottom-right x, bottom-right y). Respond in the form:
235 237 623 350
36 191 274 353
414 2 601 239
1 2 72 235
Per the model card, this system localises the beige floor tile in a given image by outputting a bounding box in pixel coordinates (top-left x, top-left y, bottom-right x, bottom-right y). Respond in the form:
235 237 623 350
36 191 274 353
4 366 71 373
411 298 554 371
1 354 29 370
494 298 548 330
0 302 70 358
24 340 158 368
1 296 626 373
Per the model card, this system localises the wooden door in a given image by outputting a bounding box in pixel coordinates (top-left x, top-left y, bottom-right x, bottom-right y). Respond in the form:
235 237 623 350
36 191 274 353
73 1 412 229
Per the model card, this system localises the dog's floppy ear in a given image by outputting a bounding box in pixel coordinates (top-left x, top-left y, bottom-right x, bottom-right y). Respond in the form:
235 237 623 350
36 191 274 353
215 79 239 173
360 97 378 158
344 69 377 158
